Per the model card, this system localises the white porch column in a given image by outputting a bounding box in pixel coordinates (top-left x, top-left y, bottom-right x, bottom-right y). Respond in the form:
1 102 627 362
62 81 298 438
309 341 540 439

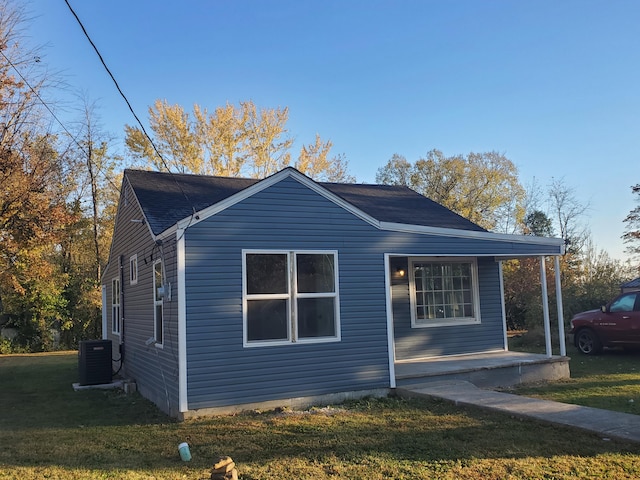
554 256 567 356
498 261 509 351
540 256 552 358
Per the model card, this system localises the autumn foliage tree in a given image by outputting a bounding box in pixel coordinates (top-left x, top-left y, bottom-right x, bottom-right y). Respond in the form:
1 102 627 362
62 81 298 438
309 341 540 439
375 150 525 231
0 1 76 350
125 99 353 181
0 0 121 351
0 137 75 349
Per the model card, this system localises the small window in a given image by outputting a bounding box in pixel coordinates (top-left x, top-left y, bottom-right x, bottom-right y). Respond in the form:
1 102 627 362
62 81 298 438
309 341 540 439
153 260 164 345
112 277 121 335
243 250 340 346
129 255 138 285
409 257 481 328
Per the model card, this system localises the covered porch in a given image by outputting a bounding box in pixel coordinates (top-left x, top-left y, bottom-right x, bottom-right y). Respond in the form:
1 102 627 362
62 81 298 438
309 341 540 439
386 254 570 389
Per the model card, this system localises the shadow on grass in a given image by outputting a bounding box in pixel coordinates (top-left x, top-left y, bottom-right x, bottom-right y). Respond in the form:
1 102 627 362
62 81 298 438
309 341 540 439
0 353 171 430
2 353 640 476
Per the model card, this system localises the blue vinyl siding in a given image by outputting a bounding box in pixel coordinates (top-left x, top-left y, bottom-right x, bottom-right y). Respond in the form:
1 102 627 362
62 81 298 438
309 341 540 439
182 177 522 409
390 258 504 360
106 170 566 416
184 178 388 409
102 180 180 415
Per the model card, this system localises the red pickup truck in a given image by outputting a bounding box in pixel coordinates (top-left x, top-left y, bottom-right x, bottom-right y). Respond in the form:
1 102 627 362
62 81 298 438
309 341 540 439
568 290 640 354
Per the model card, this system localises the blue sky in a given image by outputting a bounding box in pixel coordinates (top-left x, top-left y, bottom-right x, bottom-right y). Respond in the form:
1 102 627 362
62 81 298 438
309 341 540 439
24 0 640 261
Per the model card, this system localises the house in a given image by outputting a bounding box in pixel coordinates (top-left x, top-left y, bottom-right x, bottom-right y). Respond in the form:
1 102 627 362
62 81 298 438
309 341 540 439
621 277 640 293
101 167 567 418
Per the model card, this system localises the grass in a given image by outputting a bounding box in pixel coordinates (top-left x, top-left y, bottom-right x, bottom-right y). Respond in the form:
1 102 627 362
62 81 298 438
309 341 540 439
2 352 640 479
507 334 640 415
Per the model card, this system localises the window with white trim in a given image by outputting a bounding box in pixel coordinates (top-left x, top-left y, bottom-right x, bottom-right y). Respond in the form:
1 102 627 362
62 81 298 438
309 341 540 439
111 277 121 335
409 257 481 327
153 260 164 345
243 250 340 346
129 254 138 285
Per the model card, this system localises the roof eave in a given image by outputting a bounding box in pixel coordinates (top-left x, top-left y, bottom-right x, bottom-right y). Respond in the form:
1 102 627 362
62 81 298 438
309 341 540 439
379 221 566 254
154 168 565 256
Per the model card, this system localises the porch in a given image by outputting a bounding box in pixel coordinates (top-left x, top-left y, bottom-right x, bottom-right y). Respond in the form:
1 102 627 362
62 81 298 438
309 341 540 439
394 350 570 389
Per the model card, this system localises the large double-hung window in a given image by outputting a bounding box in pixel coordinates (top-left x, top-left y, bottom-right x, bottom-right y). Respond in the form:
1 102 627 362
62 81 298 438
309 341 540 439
409 257 481 327
243 250 340 346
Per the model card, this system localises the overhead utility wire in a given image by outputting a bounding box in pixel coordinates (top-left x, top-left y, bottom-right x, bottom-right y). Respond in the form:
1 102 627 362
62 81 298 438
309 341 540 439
0 49 121 193
63 0 196 215
0 50 75 143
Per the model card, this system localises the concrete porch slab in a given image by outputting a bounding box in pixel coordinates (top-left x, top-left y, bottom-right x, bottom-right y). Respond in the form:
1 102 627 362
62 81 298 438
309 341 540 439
395 351 570 389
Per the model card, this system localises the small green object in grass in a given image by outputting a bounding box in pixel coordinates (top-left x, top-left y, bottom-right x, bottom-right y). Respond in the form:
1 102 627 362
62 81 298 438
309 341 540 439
178 442 191 461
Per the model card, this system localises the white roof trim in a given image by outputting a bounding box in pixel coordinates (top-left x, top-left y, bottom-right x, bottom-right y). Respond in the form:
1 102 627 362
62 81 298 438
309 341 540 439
175 168 381 231
379 221 565 248
158 168 564 254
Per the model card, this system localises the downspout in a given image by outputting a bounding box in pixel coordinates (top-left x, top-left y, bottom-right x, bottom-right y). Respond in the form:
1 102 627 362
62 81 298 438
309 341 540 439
119 255 125 361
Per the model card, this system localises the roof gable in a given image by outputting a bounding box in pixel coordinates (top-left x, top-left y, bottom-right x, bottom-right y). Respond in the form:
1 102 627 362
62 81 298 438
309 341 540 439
124 168 486 237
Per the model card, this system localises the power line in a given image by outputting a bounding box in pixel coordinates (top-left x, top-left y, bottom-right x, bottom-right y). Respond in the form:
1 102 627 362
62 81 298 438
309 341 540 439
63 0 196 214
0 49 121 194
0 51 72 141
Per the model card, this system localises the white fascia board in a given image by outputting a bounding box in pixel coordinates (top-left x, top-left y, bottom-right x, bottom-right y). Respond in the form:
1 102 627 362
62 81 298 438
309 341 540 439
157 224 178 241
172 168 382 232
379 221 565 252
387 252 558 258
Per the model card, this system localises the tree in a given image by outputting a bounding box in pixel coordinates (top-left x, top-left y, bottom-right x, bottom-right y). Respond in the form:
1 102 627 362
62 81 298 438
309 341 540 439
58 99 121 345
243 101 293 178
547 177 590 255
295 134 355 183
125 99 203 173
374 153 413 186
622 184 640 266
0 0 78 351
375 150 525 231
193 102 248 176
523 210 554 237
0 134 74 350
124 99 353 181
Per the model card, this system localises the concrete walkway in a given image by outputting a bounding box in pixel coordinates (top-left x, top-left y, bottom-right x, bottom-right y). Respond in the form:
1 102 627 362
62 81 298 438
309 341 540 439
397 380 640 443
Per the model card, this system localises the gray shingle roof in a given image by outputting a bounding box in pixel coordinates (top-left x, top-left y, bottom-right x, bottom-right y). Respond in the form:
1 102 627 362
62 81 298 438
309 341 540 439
124 168 486 236
621 277 640 289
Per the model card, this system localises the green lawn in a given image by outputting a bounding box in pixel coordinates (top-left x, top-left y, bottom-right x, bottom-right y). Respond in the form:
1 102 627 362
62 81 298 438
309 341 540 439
507 341 640 415
2 352 640 479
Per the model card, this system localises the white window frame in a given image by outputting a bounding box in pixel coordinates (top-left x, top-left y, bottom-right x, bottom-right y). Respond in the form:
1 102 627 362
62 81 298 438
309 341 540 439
153 260 164 346
111 277 121 335
242 249 341 347
129 254 138 285
409 257 481 328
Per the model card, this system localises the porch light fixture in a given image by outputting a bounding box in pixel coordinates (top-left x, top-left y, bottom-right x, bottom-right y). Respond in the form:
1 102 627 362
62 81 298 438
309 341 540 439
396 267 406 278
